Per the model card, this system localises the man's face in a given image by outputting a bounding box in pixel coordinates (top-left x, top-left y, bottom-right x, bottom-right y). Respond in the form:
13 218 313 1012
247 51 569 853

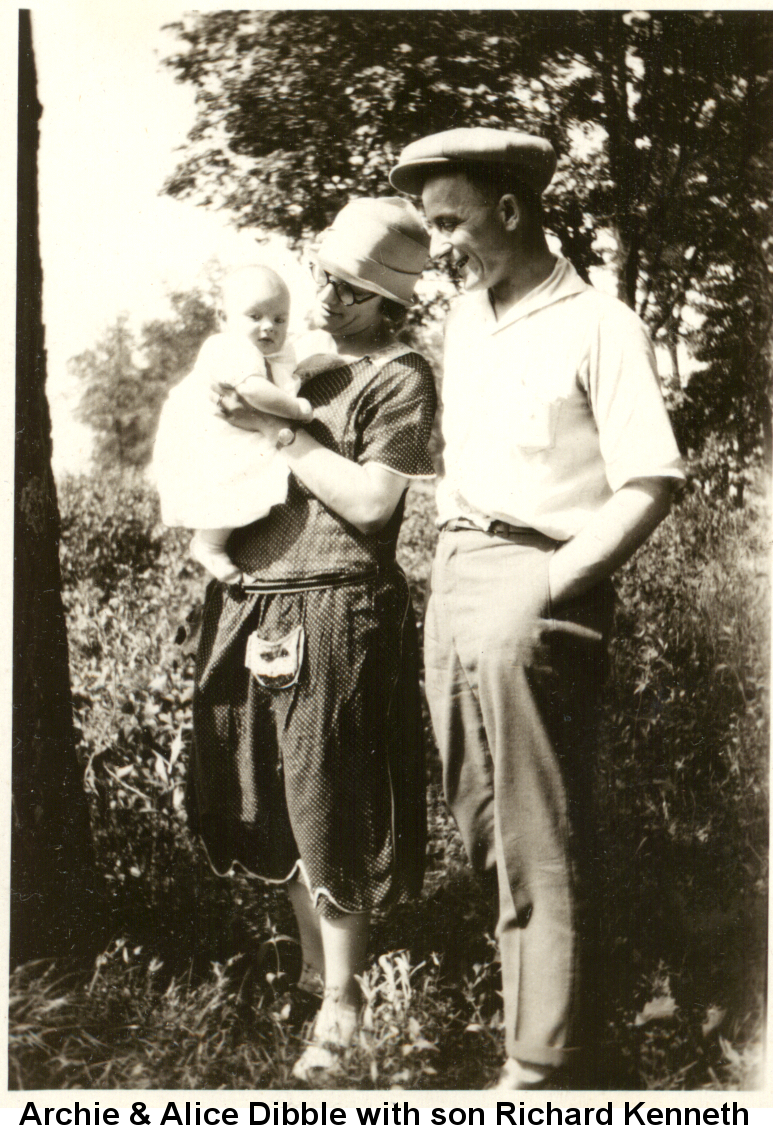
422 172 509 293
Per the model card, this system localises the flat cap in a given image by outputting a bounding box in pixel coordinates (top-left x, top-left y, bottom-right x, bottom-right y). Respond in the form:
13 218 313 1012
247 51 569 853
389 127 557 196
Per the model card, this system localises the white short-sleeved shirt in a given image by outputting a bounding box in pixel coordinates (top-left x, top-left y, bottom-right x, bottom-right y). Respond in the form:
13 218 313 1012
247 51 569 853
436 255 685 541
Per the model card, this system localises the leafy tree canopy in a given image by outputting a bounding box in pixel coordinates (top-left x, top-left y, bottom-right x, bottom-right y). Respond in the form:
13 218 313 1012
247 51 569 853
71 291 217 473
162 10 771 307
160 11 773 488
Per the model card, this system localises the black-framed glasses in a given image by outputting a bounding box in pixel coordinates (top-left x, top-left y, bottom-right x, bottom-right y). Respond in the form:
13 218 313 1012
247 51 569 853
310 263 378 306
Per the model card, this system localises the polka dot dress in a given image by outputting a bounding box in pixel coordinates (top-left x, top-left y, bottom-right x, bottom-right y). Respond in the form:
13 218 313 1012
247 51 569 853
186 348 436 918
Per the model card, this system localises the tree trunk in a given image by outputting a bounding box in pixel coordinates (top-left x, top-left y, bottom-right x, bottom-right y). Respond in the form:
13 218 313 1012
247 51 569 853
599 14 639 311
615 229 640 310
762 405 773 493
667 328 680 385
12 11 103 967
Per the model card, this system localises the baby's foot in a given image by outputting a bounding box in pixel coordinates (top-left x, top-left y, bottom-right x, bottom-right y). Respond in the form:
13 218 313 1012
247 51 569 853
189 535 242 585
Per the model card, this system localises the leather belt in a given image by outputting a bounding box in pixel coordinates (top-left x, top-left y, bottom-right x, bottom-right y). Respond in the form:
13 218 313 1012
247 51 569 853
442 517 541 540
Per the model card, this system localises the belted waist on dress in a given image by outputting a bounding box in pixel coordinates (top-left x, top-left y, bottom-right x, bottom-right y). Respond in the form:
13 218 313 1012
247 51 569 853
240 566 383 594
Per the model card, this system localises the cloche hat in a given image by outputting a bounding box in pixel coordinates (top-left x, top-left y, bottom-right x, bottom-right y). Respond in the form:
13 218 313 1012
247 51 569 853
315 197 430 306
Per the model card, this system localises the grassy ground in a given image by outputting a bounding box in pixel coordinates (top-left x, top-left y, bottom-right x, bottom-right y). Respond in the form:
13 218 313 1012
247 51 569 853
8 475 768 1091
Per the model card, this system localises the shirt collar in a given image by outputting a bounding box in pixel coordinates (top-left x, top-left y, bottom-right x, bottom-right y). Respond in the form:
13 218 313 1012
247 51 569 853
470 255 587 333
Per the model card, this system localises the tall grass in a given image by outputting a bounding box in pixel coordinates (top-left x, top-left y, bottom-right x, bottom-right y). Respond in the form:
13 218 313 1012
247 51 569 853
591 489 768 1089
9 473 768 1090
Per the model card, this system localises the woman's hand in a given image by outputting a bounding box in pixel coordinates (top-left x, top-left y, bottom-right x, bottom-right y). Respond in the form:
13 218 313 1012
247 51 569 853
212 383 297 444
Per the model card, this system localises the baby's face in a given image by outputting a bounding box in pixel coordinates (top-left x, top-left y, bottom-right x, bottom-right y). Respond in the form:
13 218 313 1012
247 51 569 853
221 276 290 355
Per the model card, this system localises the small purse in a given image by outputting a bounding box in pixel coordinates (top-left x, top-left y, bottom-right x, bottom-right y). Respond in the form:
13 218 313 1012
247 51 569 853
245 625 305 690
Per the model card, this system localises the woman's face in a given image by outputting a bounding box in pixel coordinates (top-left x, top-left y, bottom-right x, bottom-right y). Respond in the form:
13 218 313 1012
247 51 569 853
311 268 385 339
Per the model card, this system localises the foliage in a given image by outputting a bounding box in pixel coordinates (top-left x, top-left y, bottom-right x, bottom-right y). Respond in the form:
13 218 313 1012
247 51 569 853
58 474 165 598
71 291 217 473
673 170 773 502
66 11 773 490
162 12 771 301
158 9 773 495
8 471 766 1090
593 489 769 1089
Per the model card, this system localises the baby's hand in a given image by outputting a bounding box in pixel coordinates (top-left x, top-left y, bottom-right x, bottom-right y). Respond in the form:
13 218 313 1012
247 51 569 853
281 395 314 422
294 397 314 423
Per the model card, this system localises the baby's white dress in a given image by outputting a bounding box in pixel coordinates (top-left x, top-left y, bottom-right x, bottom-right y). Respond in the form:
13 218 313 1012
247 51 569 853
153 333 298 530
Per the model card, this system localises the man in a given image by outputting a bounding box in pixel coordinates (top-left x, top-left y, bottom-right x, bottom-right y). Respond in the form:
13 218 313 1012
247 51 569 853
389 128 685 1089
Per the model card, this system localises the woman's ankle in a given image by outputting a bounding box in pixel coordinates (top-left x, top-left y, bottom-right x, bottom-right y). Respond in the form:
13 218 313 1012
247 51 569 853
314 994 360 1048
322 982 361 1012
297 960 324 996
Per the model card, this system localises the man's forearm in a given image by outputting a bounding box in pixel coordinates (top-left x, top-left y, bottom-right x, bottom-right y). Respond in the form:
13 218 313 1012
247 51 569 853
547 478 674 608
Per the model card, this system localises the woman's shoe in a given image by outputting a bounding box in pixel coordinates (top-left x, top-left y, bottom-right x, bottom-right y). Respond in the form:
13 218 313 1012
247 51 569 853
291 997 360 1083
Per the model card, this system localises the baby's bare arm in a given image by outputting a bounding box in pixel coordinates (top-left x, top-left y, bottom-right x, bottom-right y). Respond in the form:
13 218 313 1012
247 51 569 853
235 374 313 421
201 335 311 422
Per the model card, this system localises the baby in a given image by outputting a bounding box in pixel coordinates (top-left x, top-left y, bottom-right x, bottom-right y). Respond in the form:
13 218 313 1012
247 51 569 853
153 265 313 583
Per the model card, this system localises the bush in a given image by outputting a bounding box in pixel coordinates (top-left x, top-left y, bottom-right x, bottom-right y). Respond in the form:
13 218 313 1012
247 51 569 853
59 474 168 598
591 487 768 1083
58 472 210 940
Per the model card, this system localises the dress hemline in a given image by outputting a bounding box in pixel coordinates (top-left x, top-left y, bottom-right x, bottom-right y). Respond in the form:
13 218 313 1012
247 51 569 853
196 838 389 916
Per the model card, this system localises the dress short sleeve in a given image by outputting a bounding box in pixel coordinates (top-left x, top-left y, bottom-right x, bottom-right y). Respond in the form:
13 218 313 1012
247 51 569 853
355 353 437 479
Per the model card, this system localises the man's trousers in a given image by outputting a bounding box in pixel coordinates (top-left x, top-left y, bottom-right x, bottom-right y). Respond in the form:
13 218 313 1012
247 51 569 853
424 526 614 1077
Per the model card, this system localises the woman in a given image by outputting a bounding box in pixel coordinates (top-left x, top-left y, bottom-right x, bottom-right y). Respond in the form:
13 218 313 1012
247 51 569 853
187 197 436 1081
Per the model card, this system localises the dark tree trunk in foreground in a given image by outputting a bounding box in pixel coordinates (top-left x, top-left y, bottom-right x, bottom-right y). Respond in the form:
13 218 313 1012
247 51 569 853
12 10 101 968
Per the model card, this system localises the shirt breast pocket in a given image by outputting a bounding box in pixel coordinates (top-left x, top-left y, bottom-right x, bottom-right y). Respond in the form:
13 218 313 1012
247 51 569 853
511 393 563 453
